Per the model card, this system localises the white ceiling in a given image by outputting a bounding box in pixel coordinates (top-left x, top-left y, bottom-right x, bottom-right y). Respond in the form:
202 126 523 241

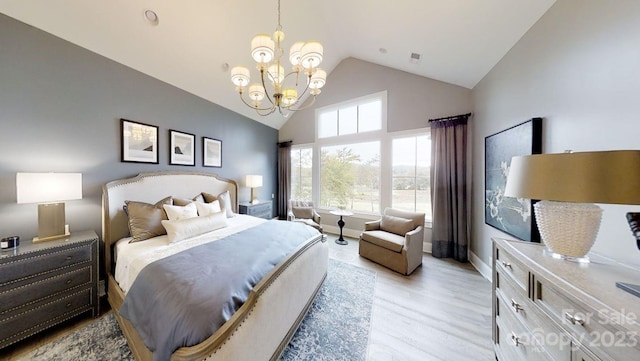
0 0 556 129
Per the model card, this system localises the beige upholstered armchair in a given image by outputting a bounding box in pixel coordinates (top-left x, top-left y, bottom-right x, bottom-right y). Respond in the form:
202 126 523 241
288 200 323 233
359 207 425 275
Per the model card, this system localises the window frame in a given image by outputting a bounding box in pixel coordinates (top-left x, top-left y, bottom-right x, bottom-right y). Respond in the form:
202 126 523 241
390 131 432 221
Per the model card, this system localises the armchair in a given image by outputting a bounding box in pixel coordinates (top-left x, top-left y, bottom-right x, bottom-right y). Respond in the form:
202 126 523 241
359 207 425 275
288 200 323 233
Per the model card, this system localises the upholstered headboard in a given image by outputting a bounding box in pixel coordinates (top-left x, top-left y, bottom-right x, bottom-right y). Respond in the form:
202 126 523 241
102 171 238 274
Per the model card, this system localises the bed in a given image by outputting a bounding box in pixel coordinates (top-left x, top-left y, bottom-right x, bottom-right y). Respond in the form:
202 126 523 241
102 171 328 361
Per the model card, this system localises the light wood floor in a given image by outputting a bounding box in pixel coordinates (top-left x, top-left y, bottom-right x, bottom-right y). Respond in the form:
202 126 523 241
1 235 494 361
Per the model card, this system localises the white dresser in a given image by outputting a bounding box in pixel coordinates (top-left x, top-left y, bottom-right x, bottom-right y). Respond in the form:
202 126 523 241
492 238 640 360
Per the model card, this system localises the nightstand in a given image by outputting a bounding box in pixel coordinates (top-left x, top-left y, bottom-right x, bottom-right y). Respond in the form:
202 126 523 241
239 201 273 219
0 230 99 349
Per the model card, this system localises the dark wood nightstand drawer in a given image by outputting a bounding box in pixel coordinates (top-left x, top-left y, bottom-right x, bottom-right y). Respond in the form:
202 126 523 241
0 288 92 347
0 230 99 350
239 202 272 219
0 244 92 285
0 267 92 314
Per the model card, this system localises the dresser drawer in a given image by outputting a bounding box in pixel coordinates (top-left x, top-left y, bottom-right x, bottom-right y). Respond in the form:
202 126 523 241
0 288 92 347
0 244 92 285
496 294 547 361
0 267 92 314
535 276 640 360
495 245 529 294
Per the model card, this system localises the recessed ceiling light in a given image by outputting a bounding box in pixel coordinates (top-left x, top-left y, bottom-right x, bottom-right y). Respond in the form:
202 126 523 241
144 9 159 26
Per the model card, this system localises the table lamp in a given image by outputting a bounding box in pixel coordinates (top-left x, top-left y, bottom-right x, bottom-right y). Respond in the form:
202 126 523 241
16 172 83 242
504 150 640 263
246 175 263 204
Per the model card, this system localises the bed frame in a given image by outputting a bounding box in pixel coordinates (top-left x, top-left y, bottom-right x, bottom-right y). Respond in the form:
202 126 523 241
102 171 328 361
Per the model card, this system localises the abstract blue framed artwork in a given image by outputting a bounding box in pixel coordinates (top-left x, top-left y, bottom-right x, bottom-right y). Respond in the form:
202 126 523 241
485 118 542 242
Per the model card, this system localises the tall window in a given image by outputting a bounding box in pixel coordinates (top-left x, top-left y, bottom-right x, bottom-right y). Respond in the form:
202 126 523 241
320 141 380 214
290 146 313 201
392 134 431 220
316 92 386 214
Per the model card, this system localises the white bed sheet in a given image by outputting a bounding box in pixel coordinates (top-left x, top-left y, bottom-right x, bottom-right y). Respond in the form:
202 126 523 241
114 214 266 294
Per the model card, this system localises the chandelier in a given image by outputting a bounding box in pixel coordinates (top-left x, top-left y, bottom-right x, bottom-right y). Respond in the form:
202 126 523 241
230 0 326 117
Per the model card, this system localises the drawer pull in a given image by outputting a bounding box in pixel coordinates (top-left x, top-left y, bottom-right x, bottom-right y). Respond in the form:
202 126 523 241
501 261 512 269
66 279 73 285
510 332 522 347
66 302 72 308
564 312 585 326
511 299 524 312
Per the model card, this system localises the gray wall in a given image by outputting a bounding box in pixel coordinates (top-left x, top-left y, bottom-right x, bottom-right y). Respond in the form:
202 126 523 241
0 14 278 242
471 0 640 269
279 57 472 144
279 57 472 238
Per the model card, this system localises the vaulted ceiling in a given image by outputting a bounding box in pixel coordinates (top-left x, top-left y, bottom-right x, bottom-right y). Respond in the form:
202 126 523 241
0 0 556 129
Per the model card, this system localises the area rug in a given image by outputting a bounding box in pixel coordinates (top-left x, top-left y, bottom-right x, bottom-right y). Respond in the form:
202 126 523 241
18 258 376 361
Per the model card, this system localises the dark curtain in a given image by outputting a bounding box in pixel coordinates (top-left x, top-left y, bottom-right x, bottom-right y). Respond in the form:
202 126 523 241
277 141 292 220
429 113 470 262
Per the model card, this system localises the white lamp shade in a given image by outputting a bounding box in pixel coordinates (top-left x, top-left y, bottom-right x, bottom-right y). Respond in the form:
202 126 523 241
246 175 263 188
300 41 323 69
282 88 298 106
231 66 250 87
17 172 82 204
251 34 275 64
309 68 327 89
289 41 304 66
249 83 266 102
267 64 285 85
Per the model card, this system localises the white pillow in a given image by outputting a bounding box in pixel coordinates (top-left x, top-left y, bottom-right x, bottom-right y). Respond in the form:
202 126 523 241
163 202 198 221
195 200 221 217
218 190 235 218
161 212 229 243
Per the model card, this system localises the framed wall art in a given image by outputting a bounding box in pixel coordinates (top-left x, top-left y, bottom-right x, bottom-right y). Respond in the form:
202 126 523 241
203 137 222 168
121 119 159 164
169 130 195 166
485 117 542 242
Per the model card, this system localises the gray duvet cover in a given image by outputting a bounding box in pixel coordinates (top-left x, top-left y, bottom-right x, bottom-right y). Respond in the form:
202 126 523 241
119 220 320 361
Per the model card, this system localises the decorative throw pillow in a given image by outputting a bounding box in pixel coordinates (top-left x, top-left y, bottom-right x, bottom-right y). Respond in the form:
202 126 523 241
202 190 235 218
172 194 205 206
380 214 415 236
195 200 222 217
292 206 314 219
125 196 172 243
162 211 229 243
163 202 198 221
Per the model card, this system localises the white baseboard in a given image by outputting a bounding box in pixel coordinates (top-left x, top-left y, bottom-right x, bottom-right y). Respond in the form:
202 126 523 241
470 251 492 282
423 242 432 253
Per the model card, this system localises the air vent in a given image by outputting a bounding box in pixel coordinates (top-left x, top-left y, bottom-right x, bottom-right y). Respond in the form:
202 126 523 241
409 52 422 64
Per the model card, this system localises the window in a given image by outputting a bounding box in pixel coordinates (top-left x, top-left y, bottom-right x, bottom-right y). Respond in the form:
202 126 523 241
320 141 380 214
317 96 382 138
392 134 431 220
290 146 313 201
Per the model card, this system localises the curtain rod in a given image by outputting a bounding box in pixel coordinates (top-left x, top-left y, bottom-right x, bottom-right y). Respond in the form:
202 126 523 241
428 113 472 122
278 140 293 147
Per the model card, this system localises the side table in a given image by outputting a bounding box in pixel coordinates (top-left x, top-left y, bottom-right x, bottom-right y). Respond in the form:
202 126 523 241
330 209 353 245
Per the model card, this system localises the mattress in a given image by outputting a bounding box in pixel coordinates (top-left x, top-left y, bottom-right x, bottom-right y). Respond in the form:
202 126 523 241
114 214 265 293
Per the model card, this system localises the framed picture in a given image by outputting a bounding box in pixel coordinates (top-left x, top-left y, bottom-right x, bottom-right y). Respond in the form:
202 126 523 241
203 137 222 168
169 130 195 166
121 119 159 164
485 117 542 242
